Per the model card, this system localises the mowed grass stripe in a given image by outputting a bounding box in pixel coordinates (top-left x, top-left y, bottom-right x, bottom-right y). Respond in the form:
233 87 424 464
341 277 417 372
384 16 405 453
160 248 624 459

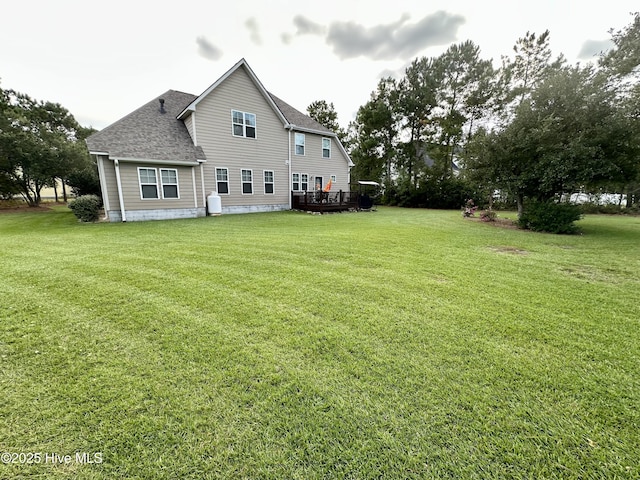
1 206 638 478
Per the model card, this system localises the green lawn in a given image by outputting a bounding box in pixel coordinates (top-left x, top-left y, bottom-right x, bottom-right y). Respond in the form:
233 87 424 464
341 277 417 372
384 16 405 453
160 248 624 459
1 206 638 479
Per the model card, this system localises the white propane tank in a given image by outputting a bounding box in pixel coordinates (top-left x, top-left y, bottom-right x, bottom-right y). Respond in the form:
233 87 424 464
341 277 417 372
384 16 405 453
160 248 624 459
207 192 222 215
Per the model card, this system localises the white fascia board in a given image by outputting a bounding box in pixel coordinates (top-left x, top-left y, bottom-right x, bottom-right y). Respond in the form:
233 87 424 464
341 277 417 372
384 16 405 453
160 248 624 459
176 58 289 127
111 157 200 167
287 124 336 136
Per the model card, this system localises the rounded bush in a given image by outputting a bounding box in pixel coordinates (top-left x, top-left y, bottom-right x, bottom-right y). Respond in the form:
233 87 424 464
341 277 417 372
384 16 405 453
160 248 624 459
518 201 583 234
68 194 102 222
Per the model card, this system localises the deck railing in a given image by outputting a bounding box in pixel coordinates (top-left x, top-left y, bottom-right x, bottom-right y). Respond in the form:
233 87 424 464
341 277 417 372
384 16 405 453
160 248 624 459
291 190 358 213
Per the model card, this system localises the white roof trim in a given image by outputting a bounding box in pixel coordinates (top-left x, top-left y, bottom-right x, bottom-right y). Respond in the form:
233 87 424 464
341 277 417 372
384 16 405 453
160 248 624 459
288 124 336 136
110 156 200 166
176 58 288 126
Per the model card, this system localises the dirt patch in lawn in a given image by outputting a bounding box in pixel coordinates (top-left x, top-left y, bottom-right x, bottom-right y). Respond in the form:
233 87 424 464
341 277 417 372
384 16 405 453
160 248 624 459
488 246 529 255
466 216 520 230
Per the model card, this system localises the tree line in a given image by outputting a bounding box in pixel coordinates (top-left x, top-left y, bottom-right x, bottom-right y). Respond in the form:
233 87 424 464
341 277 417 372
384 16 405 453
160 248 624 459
2 13 638 214
311 13 640 214
0 87 100 206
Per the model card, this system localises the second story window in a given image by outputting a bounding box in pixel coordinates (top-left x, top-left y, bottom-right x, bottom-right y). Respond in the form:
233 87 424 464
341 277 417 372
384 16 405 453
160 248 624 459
322 138 331 158
295 133 305 155
232 110 256 138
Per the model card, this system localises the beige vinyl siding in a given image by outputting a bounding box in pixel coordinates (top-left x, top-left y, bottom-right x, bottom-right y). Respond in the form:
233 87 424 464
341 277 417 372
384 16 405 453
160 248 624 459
97 155 120 210
183 113 195 143
290 133 350 192
116 163 197 210
195 66 289 207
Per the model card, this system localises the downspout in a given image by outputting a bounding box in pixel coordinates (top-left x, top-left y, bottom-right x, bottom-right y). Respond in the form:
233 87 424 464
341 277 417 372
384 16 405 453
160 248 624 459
191 168 198 209
287 126 293 209
199 162 206 207
113 159 127 222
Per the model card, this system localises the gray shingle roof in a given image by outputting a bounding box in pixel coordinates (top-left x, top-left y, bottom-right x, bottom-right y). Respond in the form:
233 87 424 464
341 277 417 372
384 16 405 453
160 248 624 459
86 90 206 162
268 93 334 134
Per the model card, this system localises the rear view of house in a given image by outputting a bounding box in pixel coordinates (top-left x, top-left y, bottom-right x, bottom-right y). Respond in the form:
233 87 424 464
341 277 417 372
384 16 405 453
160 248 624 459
86 58 353 222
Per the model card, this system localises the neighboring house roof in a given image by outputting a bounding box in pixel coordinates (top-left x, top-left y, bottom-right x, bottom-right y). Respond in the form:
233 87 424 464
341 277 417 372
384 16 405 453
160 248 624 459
86 90 206 163
416 143 461 172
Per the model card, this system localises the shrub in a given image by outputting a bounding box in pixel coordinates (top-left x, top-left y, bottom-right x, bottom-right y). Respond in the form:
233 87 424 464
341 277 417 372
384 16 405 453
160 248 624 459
625 203 640 215
68 194 102 222
462 199 477 217
479 209 497 222
518 201 583 234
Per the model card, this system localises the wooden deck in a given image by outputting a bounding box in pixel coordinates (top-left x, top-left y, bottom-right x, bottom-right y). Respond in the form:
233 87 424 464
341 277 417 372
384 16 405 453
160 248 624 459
291 190 358 213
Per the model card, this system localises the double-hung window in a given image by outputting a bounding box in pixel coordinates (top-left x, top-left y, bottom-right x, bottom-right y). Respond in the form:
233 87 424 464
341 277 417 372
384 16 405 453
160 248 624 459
216 168 229 194
138 167 158 199
295 133 305 155
322 138 331 158
264 170 274 194
232 110 256 138
292 173 309 191
241 169 253 194
160 168 179 199
138 167 180 199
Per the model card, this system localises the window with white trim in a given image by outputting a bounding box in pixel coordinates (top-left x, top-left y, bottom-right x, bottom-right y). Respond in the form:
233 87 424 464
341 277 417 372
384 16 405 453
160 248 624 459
241 169 253 194
138 167 158 199
160 168 179 199
232 110 256 138
295 133 305 155
292 173 300 191
301 173 309 191
216 168 229 194
322 138 331 158
264 170 274 194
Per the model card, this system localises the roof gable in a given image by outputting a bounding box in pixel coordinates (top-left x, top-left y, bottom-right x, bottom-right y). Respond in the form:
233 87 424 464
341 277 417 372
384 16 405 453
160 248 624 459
177 59 287 125
86 90 205 162
178 58 334 136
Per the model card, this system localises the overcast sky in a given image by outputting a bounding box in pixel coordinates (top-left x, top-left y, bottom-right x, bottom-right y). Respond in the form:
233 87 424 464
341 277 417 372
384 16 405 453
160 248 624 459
1 1 637 131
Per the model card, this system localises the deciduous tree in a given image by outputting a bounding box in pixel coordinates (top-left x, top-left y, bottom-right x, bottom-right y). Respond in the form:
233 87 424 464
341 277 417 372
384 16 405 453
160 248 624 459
0 87 87 206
